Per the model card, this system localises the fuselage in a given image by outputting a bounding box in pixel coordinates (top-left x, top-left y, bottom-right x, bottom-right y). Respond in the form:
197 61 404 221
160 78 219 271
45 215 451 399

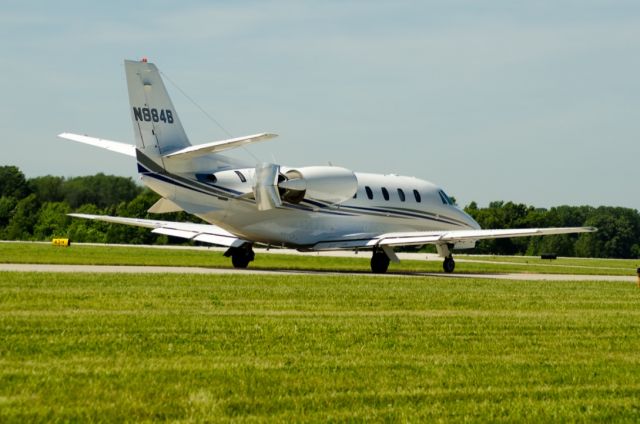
139 162 481 249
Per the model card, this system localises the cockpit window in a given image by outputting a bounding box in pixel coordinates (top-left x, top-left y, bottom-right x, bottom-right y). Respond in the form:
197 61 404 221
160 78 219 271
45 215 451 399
365 186 373 200
445 192 454 205
381 187 389 201
438 190 453 205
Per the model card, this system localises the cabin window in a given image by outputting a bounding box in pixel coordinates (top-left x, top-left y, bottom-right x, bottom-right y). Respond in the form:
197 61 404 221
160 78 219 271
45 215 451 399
381 187 389 201
397 188 405 202
353 191 357 199
413 189 421 203
365 186 373 200
235 171 247 183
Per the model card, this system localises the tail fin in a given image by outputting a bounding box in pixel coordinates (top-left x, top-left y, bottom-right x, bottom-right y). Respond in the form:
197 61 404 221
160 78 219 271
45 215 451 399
125 59 190 170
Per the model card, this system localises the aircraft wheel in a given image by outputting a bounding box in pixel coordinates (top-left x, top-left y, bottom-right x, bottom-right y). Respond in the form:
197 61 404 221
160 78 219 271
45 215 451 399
370 251 390 274
228 246 255 269
443 256 455 273
231 253 251 269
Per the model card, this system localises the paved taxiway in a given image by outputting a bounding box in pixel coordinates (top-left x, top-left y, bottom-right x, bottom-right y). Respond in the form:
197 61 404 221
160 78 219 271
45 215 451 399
0 263 634 282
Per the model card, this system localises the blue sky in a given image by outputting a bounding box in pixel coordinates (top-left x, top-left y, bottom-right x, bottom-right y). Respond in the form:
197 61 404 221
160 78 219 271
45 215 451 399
1 0 639 209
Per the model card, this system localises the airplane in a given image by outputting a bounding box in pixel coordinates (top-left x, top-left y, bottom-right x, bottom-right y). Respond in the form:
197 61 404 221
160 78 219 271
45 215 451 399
59 59 596 274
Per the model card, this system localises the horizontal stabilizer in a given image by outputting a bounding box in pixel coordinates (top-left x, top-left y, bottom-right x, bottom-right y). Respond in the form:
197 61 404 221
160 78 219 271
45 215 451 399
58 133 136 157
68 213 247 248
164 133 277 159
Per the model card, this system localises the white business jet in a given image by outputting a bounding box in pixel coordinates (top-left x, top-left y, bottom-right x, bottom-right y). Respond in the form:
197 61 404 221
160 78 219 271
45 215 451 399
59 59 595 273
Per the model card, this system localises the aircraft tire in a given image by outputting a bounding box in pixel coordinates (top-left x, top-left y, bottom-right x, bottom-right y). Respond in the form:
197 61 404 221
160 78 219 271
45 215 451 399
231 254 251 269
443 256 455 273
229 246 255 269
370 251 390 274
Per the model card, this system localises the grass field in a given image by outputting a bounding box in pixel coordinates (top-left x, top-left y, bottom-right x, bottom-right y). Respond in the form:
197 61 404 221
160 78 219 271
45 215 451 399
1 242 638 276
1 269 640 422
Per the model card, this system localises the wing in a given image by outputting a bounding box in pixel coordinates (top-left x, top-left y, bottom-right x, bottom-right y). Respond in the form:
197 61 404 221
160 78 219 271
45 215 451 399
313 227 597 251
58 133 136 157
69 213 248 247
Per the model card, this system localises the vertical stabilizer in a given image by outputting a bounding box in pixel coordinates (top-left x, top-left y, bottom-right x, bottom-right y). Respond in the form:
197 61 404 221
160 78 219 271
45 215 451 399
125 59 190 170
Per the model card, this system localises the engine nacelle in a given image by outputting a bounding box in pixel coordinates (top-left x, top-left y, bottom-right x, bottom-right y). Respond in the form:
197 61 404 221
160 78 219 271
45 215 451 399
279 166 357 205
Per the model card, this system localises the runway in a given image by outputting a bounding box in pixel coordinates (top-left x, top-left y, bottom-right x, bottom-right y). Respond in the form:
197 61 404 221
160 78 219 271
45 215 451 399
0 263 635 282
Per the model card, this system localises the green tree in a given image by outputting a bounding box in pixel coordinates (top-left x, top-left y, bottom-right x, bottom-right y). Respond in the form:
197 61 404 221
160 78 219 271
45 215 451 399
0 196 17 228
63 174 142 208
461 202 638 258
67 204 109 243
575 207 640 258
465 201 539 255
5 194 40 240
0 166 30 199
29 175 65 203
33 202 71 240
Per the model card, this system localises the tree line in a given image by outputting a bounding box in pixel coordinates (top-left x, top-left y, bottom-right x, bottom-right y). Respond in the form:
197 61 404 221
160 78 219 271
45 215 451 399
0 166 192 246
0 165 638 258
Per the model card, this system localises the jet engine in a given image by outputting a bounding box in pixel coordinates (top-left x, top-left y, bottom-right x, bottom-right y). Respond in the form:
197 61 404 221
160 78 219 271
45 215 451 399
253 163 357 211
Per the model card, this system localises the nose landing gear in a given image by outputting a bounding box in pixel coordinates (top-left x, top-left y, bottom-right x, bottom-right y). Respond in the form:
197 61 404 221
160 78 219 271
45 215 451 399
437 243 456 273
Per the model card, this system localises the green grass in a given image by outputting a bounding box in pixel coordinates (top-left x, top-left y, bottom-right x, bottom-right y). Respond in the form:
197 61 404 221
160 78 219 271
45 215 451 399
0 242 638 276
1 271 640 422
459 254 639 269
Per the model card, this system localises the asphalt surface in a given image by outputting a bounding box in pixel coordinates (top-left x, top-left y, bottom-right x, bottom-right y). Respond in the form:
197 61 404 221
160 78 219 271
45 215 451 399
0 263 635 282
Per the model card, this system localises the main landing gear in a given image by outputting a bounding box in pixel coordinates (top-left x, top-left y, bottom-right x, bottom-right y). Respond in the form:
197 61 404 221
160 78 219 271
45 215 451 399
369 246 456 274
224 245 255 269
370 250 390 274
